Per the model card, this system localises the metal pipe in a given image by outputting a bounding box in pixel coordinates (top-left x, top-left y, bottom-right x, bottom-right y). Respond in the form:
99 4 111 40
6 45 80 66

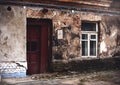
0 0 120 16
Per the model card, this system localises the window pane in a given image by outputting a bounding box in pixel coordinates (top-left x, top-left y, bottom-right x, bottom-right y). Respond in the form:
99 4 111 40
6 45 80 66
81 22 96 31
90 41 96 56
82 41 88 56
82 34 88 39
91 35 96 39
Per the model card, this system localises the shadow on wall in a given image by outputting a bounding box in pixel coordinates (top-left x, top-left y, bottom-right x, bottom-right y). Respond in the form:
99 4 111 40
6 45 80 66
0 81 10 85
52 57 120 72
100 15 120 57
110 0 120 9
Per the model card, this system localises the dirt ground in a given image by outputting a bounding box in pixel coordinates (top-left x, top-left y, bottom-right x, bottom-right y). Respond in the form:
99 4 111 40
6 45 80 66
1 70 120 85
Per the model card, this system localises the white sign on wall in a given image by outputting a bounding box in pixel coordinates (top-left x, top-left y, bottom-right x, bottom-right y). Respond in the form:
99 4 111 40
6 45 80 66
57 29 63 39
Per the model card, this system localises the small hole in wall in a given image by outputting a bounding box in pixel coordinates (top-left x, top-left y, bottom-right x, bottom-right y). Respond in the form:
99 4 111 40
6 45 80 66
7 6 12 11
42 8 48 14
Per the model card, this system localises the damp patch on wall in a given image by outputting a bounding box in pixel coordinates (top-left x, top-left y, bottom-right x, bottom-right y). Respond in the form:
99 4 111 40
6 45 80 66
0 5 26 61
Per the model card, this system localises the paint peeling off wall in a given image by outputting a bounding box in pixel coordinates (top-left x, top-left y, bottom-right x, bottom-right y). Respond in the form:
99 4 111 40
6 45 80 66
27 7 120 61
0 5 26 61
99 15 120 58
0 62 27 78
27 8 103 61
100 41 107 53
0 5 26 78
81 13 102 21
27 8 81 61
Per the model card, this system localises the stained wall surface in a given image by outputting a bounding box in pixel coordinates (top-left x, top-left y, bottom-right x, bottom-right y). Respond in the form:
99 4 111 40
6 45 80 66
26 7 120 71
0 4 120 78
0 5 27 78
27 7 120 61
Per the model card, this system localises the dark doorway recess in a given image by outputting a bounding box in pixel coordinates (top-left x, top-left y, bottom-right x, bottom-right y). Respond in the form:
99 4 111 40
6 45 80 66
27 18 52 75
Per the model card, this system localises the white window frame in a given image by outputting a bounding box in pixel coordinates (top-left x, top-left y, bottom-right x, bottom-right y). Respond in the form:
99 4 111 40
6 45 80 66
81 22 98 58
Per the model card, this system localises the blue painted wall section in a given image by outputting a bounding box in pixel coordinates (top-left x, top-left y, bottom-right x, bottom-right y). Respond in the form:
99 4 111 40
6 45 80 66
1 72 26 78
0 5 27 78
0 62 27 78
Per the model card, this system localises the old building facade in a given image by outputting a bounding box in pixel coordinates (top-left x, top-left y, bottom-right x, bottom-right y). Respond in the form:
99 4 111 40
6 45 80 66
0 0 120 78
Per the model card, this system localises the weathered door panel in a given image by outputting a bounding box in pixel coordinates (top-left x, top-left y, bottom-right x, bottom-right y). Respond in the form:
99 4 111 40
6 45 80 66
27 19 51 75
27 27 41 75
40 25 48 73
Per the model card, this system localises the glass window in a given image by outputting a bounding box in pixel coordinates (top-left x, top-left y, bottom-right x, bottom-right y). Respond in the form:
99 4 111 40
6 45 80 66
91 35 96 39
90 41 96 56
81 21 98 58
81 22 96 31
82 41 88 56
82 34 97 57
82 34 88 40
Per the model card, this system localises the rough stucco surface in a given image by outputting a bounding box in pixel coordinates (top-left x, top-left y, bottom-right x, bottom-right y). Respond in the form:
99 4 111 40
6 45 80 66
27 7 120 62
0 5 119 76
100 15 120 58
0 5 26 61
0 5 27 78
27 8 82 61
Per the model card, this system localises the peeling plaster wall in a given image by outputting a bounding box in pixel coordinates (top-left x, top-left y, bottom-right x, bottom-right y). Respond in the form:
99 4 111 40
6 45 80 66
27 8 82 61
26 8 102 61
27 7 120 59
100 15 120 58
26 7 120 71
0 5 119 77
0 5 26 78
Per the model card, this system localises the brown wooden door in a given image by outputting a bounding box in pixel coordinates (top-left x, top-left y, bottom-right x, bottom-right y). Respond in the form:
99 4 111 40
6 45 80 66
27 19 50 75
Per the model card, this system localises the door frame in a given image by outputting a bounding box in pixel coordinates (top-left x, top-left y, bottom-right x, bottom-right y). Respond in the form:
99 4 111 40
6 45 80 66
26 18 53 74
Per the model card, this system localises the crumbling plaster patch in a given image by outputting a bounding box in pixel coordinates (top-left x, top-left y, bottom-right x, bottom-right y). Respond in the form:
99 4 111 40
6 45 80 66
81 13 102 21
27 8 81 60
27 7 120 61
0 62 27 73
0 5 27 78
100 15 120 58
0 61 27 78
0 5 26 61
